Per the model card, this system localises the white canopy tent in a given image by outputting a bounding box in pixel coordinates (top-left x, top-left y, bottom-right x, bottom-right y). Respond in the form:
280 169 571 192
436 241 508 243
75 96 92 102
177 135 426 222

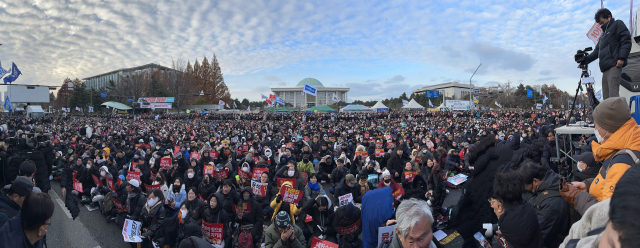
370 101 389 112
401 99 425 111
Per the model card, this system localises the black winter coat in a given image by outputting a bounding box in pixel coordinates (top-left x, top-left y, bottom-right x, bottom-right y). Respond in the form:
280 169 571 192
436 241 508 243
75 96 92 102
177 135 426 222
497 201 542 248
525 170 570 248
584 18 632 72
139 203 166 240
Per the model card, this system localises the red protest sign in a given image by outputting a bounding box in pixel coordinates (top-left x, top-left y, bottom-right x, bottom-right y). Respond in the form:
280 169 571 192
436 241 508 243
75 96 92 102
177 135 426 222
203 165 214 176
364 133 370 138
112 197 127 212
150 173 156 181
231 203 251 215
160 157 171 169
356 151 368 159
144 183 161 192
73 180 83 193
242 144 249 151
404 171 418 182
201 221 223 246
238 167 251 181
92 174 103 187
305 214 313 223
286 142 293 149
375 141 383 149
375 149 385 158
280 185 304 204
174 146 180 155
210 151 219 159
190 152 201 160
310 236 338 248
130 162 138 171
126 171 141 182
387 142 396 148
247 140 252 146
253 155 260 163
303 136 310 141
392 189 403 199
214 169 229 180
415 156 423 164
236 149 243 156
277 178 297 188
338 219 362 236
251 180 268 197
106 177 115 191
252 168 269 180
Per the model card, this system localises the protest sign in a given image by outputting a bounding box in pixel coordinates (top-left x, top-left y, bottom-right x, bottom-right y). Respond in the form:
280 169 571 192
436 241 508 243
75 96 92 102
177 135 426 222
122 219 143 242
203 165 214 176
364 133 370 138
251 180 268 197
338 219 361 236
375 149 384 157
338 193 354 207
253 155 260 163
190 152 200 160
113 197 126 212
130 162 138 171
231 203 251 215
73 180 83 193
209 151 219 159
238 167 251 180
252 168 269 180
404 171 418 182
144 183 161 192
387 142 396 148
392 188 403 199
126 171 141 182
447 174 468 186
415 156 423 164
92 174 103 187
106 177 115 191
242 144 249 151
375 141 383 149
356 151 368 159
311 236 338 248
276 178 297 188
202 221 223 246
286 142 293 149
280 185 304 204
368 174 379 185
174 146 179 155
305 214 313 223
160 157 171 169
214 169 229 180
378 225 395 246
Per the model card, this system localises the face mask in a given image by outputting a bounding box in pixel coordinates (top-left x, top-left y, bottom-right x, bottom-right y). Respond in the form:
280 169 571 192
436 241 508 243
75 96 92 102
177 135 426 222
173 185 180 192
384 178 391 183
594 127 607 143
243 194 250 201
86 164 91 169
188 173 194 179
180 209 188 219
303 159 309 163
148 198 158 206
100 171 106 177
156 146 160 150
156 177 162 182
288 170 295 177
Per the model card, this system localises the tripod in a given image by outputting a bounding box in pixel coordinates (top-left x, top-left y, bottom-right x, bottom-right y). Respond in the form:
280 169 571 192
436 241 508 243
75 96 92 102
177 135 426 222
568 64 600 123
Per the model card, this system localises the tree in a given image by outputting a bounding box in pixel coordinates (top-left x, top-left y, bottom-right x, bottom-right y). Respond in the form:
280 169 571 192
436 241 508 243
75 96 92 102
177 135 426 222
241 98 250 107
193 97 208 105
208 54 231 104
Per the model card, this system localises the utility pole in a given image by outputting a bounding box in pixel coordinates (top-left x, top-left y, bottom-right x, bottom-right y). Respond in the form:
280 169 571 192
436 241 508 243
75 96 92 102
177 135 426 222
470 63 482 110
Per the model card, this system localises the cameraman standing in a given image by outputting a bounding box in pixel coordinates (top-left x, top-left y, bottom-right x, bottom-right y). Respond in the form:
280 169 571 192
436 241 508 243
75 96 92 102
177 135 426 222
580 8 632 99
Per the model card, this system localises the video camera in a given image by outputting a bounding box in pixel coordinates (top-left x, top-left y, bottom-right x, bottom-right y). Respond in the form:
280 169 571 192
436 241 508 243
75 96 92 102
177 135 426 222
575 47 593 67
7 132 50 153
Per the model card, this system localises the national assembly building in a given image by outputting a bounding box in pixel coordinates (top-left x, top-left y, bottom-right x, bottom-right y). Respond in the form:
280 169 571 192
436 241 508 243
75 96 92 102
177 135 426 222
271 78 350 108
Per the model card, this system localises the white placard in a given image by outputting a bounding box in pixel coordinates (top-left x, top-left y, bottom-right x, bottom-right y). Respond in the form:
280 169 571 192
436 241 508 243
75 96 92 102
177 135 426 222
122 219 142 243
338 193 354 207
378 225 396 246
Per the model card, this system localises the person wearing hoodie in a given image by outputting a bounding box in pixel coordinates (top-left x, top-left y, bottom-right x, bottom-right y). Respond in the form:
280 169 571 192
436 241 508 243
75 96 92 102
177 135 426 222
386 149 405 183
137 189 166 248
0 176 33 227
255 171 277 218
275 161 305 191
270 181 302 223
489 172 542 248
201 193 232 247
333 203 362 248
155 201 202 248
217 179 239 216
518 160 570 248
235 187 264 246
167 178 187 210
317 155 336 183
185 187 206 223
330 159 349 193
197 174 216 202
301 194 335 244
378 169 404 201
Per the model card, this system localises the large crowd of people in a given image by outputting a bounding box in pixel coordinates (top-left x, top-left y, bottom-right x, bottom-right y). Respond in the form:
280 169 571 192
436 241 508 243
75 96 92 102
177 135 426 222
0 97 639 248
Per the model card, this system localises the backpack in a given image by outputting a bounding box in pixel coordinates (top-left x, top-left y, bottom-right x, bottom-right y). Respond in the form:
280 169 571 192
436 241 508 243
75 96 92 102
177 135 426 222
533 190 562 211
234 224 254 248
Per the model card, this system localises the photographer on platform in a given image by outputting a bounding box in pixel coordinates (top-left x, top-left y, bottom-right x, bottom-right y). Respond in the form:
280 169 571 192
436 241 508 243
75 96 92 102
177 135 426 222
579 8 632 99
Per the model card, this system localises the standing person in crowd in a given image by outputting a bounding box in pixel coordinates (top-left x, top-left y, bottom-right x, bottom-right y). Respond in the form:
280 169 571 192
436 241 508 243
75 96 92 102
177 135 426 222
560 97 640 216
0 193 54 248
489 172 542 248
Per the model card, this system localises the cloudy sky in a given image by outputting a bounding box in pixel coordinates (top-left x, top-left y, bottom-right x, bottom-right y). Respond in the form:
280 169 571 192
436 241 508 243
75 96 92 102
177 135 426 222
0 0 636 101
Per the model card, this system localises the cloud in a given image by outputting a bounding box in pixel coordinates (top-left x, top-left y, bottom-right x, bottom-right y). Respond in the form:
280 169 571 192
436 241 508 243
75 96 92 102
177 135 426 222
539 70 552 75
277 81 286 86
263 75 281 81
468 43 535 71
384 75 405 84
440 45 461 58
536 77 559 81
484 81 500 86
345 80 411 99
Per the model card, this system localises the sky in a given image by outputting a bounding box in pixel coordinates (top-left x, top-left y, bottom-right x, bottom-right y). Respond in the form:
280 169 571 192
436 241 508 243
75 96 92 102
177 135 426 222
0 0 637 102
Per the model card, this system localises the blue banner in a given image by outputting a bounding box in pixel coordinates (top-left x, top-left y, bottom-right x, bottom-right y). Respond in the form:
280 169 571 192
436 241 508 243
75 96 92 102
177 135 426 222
127 99 133 102
3 62 22 84
527 89 533 98
100 92 107 98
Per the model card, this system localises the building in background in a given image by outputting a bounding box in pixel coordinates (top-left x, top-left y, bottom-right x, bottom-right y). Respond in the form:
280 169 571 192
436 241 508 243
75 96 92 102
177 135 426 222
271 78 349 108
412 82 474 100
82 63 175 90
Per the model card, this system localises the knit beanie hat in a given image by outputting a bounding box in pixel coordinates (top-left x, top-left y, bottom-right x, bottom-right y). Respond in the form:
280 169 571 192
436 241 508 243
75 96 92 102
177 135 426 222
275 211 291 228
593 97 630 133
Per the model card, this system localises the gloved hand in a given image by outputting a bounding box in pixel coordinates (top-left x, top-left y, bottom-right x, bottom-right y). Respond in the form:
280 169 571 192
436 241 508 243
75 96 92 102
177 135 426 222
559 179 580 208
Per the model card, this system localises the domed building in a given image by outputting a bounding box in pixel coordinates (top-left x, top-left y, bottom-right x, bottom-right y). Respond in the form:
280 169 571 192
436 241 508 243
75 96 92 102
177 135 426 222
271 78 350 108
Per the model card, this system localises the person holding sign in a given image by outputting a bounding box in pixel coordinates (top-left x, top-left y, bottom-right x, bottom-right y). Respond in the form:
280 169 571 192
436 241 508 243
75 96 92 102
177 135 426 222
301 194 335 244
378 169 404 201
270 181 302 224
333 203 362 248
264 211 307 248
201 193 231 247
138 189 166 247
254 172 276 217
234 187 265 246
197 174 216 202
116 179 146 226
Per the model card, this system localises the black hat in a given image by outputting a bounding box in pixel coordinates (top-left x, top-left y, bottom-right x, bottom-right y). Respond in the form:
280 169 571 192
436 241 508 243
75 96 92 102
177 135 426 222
573 152 596 168
10 176 34 196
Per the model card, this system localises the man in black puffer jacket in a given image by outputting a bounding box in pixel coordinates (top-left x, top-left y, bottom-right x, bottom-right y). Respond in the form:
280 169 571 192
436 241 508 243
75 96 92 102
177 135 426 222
581 8 632 99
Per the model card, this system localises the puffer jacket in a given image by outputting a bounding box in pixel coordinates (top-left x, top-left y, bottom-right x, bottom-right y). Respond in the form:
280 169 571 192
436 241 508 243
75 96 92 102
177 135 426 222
584 18 632 72
526 170 570 248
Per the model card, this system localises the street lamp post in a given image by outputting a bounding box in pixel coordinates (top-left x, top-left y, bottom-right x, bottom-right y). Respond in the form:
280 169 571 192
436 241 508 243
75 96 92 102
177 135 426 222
469 63 482 110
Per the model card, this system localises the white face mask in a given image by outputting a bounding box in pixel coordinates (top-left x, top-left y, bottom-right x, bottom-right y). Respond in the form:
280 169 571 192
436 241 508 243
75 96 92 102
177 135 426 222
188 173 194 179
180 209 188 219
594 127 607 143
100 171 106 177
288 170 295 177
147 197 158 206
86 164 91 169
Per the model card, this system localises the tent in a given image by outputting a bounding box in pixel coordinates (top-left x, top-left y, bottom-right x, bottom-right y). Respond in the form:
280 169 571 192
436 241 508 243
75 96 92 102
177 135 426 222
101 101 133 110
305 105 337 113
370 101 389 112
401 99 425 111
264 107 293 113
339 105 374 113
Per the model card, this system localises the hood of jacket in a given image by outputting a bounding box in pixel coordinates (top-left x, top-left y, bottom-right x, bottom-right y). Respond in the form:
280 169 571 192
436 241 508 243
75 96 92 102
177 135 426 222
537 169 561 193
0 191 19 215
592 119 640 161
207 192 224 213
499 201 541 248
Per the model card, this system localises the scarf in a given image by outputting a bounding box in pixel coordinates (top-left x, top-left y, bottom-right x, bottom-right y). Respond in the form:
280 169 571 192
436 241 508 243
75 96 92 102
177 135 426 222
359 180 370 196
308 181 321 191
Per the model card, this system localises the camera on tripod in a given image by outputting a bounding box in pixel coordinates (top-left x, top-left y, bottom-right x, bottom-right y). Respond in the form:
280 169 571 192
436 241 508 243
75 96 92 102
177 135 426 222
575 47 593 67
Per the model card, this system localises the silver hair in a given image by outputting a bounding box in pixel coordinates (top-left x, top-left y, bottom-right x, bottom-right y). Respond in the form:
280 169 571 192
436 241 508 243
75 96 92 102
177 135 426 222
395 198 434 239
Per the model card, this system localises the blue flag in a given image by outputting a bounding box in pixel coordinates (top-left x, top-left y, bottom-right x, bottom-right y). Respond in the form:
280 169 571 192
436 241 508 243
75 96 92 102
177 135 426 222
4 96 11 115
527 89 533 98
0 62 10 79
3 62 22 84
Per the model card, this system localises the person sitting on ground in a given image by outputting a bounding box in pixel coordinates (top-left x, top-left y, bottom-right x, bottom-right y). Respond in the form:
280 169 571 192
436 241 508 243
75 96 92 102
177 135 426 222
264 211 307 248
380 198 436 248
